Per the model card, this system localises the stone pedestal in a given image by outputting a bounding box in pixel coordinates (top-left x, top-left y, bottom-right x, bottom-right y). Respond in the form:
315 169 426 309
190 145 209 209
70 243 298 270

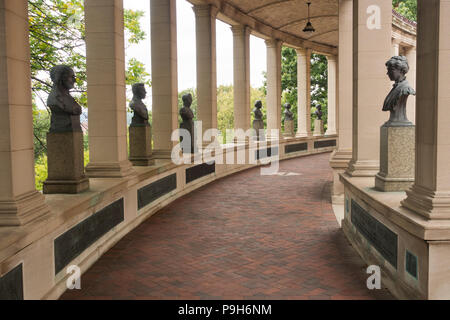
314 119 324 136
129 125 154 166
284 119 294 137
375 124 415 192
43 131 89 194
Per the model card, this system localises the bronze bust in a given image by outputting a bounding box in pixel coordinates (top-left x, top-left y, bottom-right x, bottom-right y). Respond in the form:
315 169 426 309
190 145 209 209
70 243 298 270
130 83 149 127
47 65 82 132
283 103 294 121
252 100 265 140
253 100 263 121
315 104 323 121
383 56 415 125
180 93 195 153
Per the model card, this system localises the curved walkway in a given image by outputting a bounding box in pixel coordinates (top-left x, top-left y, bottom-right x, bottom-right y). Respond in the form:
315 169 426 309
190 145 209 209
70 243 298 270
61 152 393 300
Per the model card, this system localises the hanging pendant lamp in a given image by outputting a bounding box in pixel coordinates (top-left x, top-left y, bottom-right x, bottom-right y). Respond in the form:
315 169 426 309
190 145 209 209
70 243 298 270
302 2 315 33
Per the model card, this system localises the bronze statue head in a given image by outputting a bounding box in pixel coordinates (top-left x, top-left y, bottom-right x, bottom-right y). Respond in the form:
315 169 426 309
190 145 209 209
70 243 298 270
284 103 291 110
386 56 409 82
50 65 76 90
132 83 146 99
182 93 193 107
255 100 262 109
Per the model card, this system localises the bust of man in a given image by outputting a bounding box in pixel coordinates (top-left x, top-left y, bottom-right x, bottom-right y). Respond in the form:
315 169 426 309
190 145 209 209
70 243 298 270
315 104 323 120
47 65 82 132
180 93 194 124
253 100 263 121
179 93 195 153
129 83 149 126
382 56 415 124
284 103 294 121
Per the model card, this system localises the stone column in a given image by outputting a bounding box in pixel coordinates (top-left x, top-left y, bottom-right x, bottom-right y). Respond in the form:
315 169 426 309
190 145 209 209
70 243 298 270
265 39 282 139
391 38 401 56
330 0 353 203
296 48 312 137
0 0 49 225
193 4 218 143
151 0 179 159
231 25 251 134
401 0 450 220
405 47 416 124
346 0 392 177
325 55 337 135
84 0 134 177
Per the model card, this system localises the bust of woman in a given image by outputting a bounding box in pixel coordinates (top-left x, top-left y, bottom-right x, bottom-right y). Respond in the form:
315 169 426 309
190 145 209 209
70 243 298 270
284 103 294 121
315 104 323 120
180 93 195 153
129 83 149 126
382 56 415 125
47 65 82 132
253 100 263 121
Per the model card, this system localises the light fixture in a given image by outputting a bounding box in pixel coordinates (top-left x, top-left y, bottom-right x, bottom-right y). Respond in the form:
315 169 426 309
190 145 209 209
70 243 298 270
302 2 315 34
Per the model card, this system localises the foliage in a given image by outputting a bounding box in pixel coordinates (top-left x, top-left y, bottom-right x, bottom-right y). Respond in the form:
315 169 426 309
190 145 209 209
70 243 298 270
34 155 48 191
217 85 234 132
28 0 150 108
29 0 149 179
32 105 50 159
126 58 151 88
265 47 329 132
310 53 328 130
176 86 266 144
393 0 417 22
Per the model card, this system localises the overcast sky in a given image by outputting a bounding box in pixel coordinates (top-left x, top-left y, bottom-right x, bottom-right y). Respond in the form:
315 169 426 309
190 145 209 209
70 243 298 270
124 0 267 108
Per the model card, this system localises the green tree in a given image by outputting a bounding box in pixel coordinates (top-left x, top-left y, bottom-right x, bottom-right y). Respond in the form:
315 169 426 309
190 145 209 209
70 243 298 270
393 0 417 21
29 0 150 105
217 85 234 132
310 53 328 130
265 47 328 132
29 0 149 189
32 105 50 159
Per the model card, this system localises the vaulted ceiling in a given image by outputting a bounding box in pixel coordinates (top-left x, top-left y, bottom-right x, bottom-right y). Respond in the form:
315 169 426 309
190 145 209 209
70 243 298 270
224 0 339 47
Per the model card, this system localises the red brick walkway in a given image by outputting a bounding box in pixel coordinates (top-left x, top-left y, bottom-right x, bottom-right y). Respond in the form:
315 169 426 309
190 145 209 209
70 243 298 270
61 152 393 300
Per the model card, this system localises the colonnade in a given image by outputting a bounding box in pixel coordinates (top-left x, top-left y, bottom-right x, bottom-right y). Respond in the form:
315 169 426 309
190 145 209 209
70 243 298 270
331 0 450 221
0 0 338 226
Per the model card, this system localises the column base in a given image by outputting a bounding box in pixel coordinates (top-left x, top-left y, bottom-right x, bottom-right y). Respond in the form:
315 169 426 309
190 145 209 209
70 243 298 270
129 157 155 166
401 185 450 220
330 149 352 204
375 174 414 192
296 131 312 138
325 130 337 136
346 159 380 177
85 160 135 178
0 191 50 226
43 177 90 194
151 149 174 160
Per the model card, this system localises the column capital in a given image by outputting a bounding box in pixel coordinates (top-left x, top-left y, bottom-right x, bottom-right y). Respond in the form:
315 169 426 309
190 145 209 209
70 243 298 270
230 24 250 36
295 47 311 56
265 38 282 48
192 4 219 18
392 37 402 45
326 54 337 62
